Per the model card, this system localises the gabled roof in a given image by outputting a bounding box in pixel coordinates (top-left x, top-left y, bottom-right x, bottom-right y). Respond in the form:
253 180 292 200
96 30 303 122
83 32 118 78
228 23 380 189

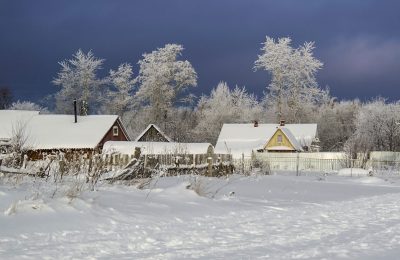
26 115 120 150
103 141 213 155
215 123 317 157
0 110 40 141
264 127 303 152
135 124 173 142
1 110 129 150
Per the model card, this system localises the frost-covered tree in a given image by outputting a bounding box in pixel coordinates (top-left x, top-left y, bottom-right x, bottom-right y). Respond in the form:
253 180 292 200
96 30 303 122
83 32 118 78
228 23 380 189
53 49 106 115
165 107 198 142
103 63 136 117
317 100 360 151
262 86 330 125
347 99 400 153
194 82 263 144
255 36 323 122
135 44 197 124
9 100 49 113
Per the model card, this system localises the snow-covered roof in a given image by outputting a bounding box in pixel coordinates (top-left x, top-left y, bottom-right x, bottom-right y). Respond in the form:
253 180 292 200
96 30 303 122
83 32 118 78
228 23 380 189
0 110 40 141
25 115 119 150
103 141 213 155
135 124 173 142
215 123 317 157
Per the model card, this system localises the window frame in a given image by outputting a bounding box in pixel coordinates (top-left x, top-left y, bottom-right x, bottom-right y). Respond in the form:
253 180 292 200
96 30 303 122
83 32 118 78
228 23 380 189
112 125 119 137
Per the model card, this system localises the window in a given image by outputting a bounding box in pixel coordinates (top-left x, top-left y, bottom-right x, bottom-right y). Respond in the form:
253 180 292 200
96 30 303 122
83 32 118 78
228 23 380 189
277 134 283 143
112 126 119 136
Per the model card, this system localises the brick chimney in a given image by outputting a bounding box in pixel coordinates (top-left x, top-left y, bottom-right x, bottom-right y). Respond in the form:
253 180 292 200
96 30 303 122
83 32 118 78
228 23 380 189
280 119 285 126
254 120 259 127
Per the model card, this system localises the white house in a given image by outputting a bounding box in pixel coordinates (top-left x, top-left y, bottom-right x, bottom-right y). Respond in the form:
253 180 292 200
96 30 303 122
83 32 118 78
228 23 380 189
215 122 318 158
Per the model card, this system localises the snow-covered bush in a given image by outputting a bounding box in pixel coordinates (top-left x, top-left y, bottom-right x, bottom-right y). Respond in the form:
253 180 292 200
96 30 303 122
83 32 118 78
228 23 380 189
1 120 31 168
4 201 18 216
64 177 86 201
9 100 49 113
186 175 234 198
252 157 272 175
186 176 214 198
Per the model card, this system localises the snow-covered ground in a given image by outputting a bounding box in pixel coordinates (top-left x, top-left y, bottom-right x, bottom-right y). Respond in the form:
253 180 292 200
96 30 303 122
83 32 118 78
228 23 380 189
1 172 400 259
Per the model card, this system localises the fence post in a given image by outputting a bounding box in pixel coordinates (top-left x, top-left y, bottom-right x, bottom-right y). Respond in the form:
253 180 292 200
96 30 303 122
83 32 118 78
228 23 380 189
207 156 213 176
108 155 112 170
296 152 300 176
351 159 353 177
124 154 128 165
242 153 245 174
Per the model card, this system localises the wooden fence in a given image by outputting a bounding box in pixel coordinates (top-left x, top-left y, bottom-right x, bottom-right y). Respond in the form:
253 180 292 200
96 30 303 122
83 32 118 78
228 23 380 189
103 153 232 170
89 152 400 174
25 150 400 175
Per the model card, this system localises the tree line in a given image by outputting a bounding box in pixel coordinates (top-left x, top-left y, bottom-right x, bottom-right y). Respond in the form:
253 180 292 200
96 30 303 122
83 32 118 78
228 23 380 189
2 36 400 154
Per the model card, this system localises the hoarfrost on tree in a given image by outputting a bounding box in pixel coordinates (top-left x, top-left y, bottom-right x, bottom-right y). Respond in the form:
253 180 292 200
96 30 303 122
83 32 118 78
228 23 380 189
255 36 324 122
347 99 400 154
135 44 197 123
194 82 262 144
53 49 107 115
104 63 136 117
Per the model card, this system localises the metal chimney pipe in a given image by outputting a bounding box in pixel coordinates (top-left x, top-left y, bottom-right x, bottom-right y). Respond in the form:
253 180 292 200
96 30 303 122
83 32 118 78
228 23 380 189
73 99 77 123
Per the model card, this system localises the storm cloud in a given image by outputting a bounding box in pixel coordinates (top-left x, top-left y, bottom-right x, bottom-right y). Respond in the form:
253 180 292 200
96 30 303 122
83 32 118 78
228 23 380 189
0 0 399 102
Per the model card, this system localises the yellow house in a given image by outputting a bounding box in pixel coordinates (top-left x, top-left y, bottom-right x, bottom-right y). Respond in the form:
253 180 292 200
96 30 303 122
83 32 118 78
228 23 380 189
214 122 318 158
264 127 303 152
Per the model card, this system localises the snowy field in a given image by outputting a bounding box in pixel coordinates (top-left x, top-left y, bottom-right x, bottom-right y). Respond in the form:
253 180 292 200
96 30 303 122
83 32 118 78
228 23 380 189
1 172 400 259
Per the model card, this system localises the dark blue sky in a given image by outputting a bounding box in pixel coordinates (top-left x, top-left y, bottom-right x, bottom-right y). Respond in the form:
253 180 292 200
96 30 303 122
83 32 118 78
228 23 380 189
1 0 400 103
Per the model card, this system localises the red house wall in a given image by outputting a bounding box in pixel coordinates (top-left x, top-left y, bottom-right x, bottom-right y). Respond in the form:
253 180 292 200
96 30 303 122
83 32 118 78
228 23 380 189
98 119 130 149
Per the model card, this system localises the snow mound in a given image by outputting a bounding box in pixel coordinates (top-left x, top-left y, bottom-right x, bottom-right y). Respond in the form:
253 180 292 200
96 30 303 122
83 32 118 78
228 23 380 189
2 174 400 259
4 199 54 216
338 168 371 177
353 177 386 185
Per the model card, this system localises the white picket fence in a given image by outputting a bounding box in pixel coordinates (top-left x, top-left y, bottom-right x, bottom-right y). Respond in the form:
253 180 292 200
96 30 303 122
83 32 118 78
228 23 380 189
232 156 253 174
232 152 400 174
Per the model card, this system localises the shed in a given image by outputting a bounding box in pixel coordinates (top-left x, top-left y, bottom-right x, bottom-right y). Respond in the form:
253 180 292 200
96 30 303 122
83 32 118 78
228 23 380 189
103 141 213 156
135 124 172 142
